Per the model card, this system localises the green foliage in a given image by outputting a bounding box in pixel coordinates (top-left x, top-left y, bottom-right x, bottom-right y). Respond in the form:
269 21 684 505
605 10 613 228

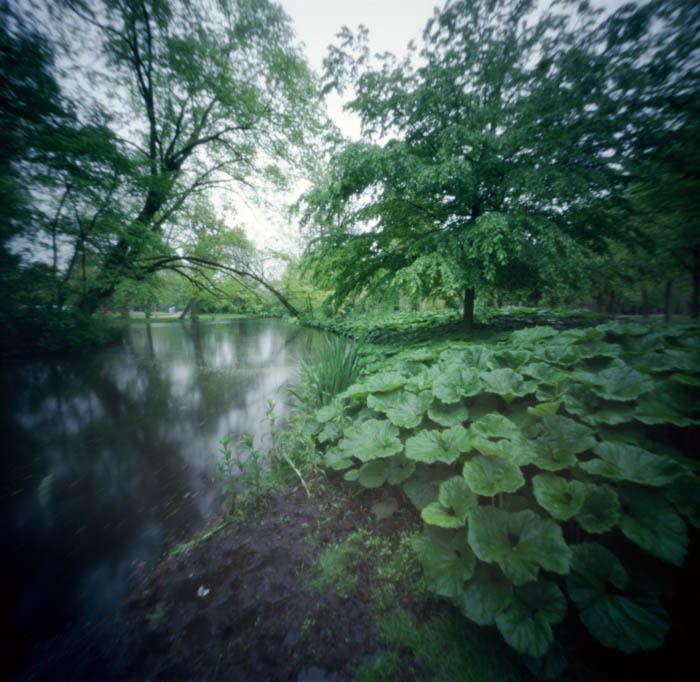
313 319 700 664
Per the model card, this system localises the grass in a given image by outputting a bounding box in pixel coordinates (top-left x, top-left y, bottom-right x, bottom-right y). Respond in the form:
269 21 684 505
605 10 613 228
354 607 527 682
290 334 365 408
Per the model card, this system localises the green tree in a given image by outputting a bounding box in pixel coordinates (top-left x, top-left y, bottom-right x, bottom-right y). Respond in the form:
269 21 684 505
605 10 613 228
48 0 320 312
299 0 659 330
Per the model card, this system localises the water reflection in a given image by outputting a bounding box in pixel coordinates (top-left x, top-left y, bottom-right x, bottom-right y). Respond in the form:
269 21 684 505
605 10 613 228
0 318 326 675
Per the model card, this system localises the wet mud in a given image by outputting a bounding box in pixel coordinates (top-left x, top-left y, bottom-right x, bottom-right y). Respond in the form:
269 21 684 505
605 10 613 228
26 485 417 681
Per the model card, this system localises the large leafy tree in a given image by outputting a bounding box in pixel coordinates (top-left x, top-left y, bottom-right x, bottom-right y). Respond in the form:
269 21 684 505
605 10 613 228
40 0 321 313
299 0 643 330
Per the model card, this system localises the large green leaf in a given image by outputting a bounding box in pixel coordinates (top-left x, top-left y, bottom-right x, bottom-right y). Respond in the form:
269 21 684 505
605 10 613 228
323 447 354 471
567 543 669 653
383 390 432 428
580 441 689 487
618 485 688 566
366 389 403 413
470 413 521 440
456 562 513 626
337 419 403 462
521 362 569 385
479 368 537 403
402 463 453 510
386 455 416 485
575 341 622 359
405 425 471 464
495 601 554 658
666 475 700 529
509 326 559 346
575 483 621 534
428 399 469 427
412 527 476 598
356 460 389 488
532 473 587 521
534 345 582 367
527 400 563 417
421 475 477 528
576 360 654 402
467 507 571 585
495 580 567 658
531 415 596 471
432 366 481 403
470 435 538 466
439 345 493 370
492 349 533 370
342 371 405 399
462 456 525 496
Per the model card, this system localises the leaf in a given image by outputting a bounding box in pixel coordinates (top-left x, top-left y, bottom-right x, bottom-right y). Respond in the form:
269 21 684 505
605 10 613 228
495 579 568 658
371 496 398 521
492 349 532 369
467 507 571 586
495 602 554 658
575 341 622 359
432 365 481 403
342 371 405 399
457 562 513 626
323 447 354 471
402 463 453 510
421 475 477 528
405 425 471 465
522 362 569 385
666 475 700 529
580 441 689 487
439 345 493 370
509 326 559 346
428 399 469 427
531 415 596 471
618 485 688 566
386 455 416 485
383 391 432 428
534 345 582 367
462 456 525 496
366 389 403 413
470 435 538 466
532 473 587 521
527 400 563 417
479 368 537 403
315 402 340 423
567 543 669 653
577 360 654 402
522 643 568 682
470 413 521 440
412 527 476 599
575 483 621 534
356 460 389 488
337 419 403 462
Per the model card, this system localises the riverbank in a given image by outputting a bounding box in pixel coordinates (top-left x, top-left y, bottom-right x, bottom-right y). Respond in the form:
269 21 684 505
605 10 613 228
15 312 700 681
25 480 528 682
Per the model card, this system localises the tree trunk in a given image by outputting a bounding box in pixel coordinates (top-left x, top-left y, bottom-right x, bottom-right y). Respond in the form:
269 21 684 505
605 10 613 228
463 287 475 333
179 299 192 320
120 300 131 319
664 281 672 323
641 286 650 319
691 246 699 319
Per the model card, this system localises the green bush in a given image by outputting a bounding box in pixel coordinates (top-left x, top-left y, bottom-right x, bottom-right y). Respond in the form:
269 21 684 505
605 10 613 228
310 320 700 669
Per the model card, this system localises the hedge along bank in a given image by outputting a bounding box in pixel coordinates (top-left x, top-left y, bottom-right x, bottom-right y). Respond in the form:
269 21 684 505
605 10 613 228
307 320 700 671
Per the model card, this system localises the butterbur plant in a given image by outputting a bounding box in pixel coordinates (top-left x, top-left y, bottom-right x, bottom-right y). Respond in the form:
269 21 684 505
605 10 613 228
312 321 700 672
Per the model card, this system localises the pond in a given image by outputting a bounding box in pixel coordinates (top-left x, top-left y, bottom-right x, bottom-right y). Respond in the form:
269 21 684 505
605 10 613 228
0 318 327 675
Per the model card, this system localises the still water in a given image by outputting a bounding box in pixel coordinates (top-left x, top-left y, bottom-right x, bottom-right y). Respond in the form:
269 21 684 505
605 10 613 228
0 318 326 672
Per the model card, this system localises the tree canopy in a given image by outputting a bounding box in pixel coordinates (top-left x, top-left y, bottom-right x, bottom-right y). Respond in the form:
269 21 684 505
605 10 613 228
299 0 700 327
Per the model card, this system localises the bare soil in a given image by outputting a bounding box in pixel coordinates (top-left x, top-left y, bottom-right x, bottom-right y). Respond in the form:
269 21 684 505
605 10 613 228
26 484 424 681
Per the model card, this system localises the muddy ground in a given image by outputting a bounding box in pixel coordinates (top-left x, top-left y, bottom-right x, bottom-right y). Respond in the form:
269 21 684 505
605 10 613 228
24 484 429 681
21 480 700 682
